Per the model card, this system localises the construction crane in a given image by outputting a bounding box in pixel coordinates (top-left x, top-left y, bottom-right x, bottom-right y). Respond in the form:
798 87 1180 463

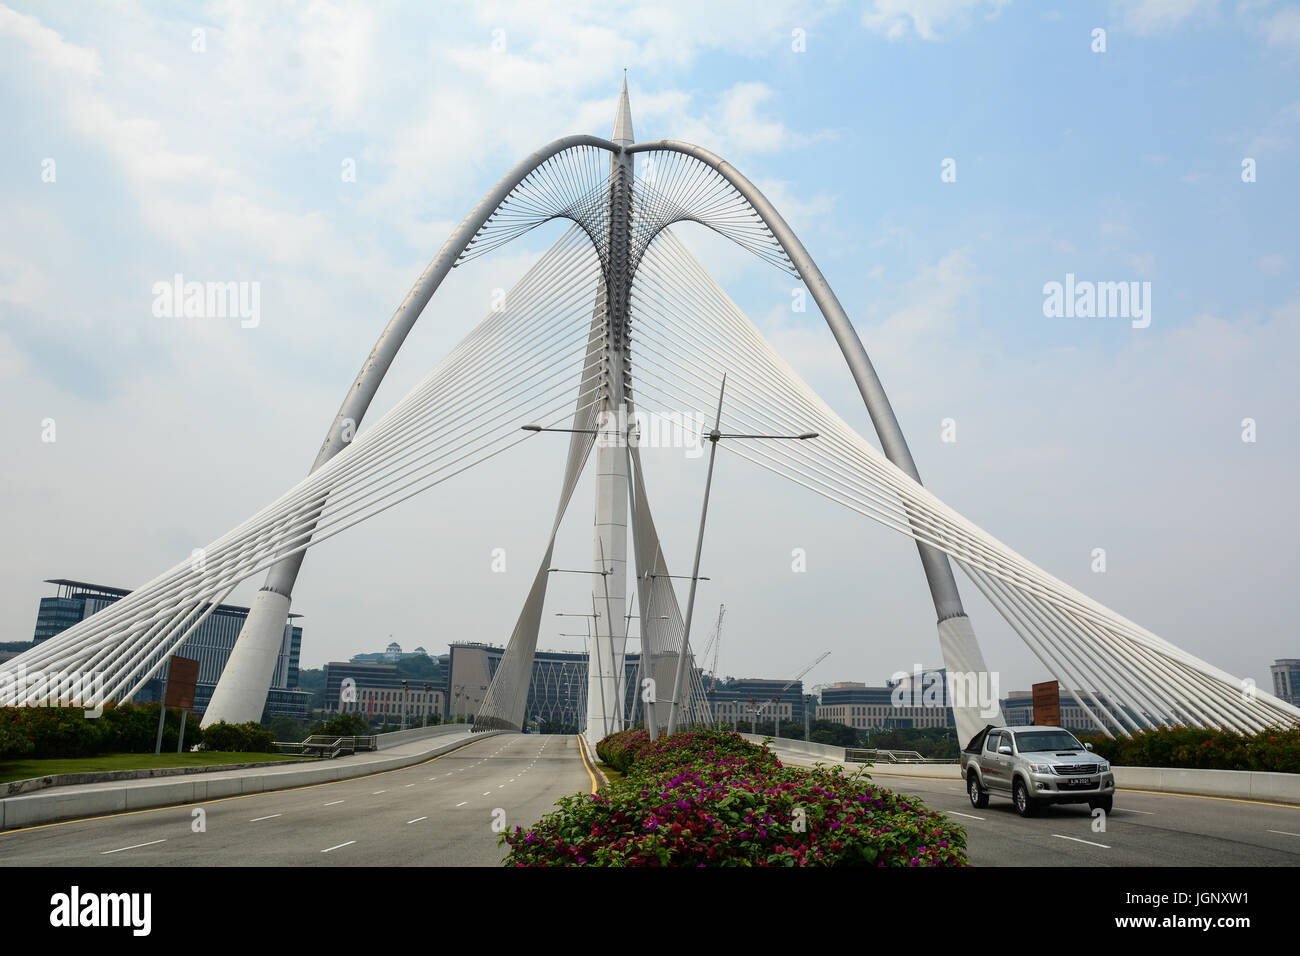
756 651 830 726
697 604 726 693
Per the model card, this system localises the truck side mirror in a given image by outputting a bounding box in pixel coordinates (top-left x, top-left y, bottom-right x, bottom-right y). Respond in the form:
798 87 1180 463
1084 742 1094 751
998 745 1013 755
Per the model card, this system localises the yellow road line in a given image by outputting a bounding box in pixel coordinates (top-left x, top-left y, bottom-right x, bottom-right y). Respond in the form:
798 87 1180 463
575 735 598 794
0 734 492 838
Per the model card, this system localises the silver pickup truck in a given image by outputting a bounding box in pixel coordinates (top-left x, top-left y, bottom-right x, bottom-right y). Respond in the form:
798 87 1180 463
961 725 1115 817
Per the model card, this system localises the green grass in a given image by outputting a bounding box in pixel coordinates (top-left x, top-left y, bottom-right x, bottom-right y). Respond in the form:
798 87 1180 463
595 761 624 783
0 751 308 784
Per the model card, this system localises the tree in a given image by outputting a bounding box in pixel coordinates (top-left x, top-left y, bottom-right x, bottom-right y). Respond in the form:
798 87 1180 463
805 720 857 747
394 655 442 682
308 713 370 738
296 667 327 710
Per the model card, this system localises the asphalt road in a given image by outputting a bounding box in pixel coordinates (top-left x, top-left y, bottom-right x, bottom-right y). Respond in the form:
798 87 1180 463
0 733 591 866
6 733 1296 868
778 753 1300 866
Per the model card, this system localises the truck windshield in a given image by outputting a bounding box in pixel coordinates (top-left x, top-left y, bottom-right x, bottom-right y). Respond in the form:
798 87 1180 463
1013 731 1084 752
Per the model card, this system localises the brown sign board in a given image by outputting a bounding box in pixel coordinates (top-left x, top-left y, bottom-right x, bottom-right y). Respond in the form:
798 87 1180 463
1032 680 1061 727
165 655 200 711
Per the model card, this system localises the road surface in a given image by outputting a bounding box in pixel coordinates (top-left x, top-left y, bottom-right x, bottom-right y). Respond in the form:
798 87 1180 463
0 733 590 866
776 751 1300 866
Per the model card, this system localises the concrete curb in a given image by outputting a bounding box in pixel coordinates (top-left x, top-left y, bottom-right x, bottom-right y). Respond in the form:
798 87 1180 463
577 735 608 791
0 723 465 799
0 730 501 832
1111 766 1300 805
1 757 325 797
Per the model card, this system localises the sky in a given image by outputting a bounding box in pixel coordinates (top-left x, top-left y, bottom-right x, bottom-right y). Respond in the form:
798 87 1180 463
1 0 1297 698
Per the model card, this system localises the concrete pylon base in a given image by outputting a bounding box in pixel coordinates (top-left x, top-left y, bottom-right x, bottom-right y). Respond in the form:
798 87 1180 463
937 614 1006 748
201 589 290 727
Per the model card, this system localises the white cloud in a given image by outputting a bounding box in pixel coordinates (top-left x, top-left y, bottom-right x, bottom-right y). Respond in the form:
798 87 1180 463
1118 0 1221 35
1258 253 1287 275
862 0 1011 42
1265 6 1300 48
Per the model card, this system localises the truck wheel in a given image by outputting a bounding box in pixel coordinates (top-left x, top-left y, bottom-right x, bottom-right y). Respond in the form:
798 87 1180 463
1013 778 1038 817
1089 796 1113 814
967 772 989 809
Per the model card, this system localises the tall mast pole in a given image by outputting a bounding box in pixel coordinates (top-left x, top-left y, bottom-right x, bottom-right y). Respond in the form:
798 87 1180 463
585 76 635 748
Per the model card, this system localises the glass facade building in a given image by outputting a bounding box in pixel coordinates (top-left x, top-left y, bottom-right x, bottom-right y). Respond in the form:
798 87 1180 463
1000 690 1133 734
31 579 309 719
447 642 642 730
817 681 953 730
1271 659 1300 707
707 678 807 727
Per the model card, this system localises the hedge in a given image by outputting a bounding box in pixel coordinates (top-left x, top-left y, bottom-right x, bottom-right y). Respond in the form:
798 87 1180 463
199 721 275 753
1078 725 1300 774
0 704 202 760
503 728 968 866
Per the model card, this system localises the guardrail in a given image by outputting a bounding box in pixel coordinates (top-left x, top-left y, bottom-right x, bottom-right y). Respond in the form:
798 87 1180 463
274 735 378 759
374 722 471 750
845 748 955 765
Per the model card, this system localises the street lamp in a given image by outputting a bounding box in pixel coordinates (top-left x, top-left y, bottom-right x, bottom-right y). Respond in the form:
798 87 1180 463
526 420 631 741
556 610 612 737
452 683 464 725
557 629 594 729
666 374 817 734
624 612 669 733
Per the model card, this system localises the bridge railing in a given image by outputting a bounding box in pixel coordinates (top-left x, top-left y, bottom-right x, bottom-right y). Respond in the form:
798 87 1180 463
273 735 379 758
845 748 954 765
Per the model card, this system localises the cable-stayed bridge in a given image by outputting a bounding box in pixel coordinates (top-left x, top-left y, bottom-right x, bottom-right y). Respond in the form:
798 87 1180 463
4 80 1297 750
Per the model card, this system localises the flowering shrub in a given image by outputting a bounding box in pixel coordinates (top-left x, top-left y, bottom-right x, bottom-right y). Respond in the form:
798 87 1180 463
505 728 967 866
1079 726 1300 774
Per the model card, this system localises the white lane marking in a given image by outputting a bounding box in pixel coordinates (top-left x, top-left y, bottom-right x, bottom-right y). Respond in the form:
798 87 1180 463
498 785 505 789
947 788 964 793
407 816 428 824
404 784 415 788
482 791 491 796
321 841 356 853
1053 834 1110 849
1119 808 1154 815
250 814 282 822
455 801 468 807
101 839 166 855
324 800 345 806
372 790 387 795
1267 829 1300 837
946 810 985 821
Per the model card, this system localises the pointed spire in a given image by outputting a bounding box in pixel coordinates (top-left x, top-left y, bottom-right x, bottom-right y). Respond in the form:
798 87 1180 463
611 71 634 147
